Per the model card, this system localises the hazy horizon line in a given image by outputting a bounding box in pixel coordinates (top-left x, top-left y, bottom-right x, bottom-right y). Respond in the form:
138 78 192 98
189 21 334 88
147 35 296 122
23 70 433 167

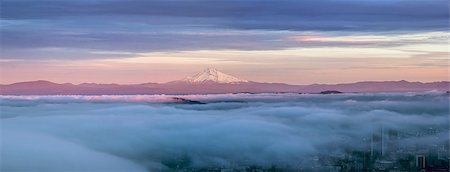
2 79 449 86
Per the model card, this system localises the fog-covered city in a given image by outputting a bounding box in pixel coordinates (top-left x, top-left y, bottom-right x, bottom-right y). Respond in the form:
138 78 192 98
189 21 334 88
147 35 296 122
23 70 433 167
1 92 448 171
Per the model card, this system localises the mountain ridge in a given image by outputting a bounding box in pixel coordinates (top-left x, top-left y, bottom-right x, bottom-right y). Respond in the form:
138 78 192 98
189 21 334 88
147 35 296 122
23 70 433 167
1 80 448 95
1 68 449 95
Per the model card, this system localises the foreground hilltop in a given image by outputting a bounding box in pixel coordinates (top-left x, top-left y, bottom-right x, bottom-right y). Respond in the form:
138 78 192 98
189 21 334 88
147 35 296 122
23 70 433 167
1 68 448 95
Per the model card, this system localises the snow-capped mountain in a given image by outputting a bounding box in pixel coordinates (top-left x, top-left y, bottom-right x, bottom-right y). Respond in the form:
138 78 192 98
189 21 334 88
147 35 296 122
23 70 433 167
181 67 248 83
1 67 449 95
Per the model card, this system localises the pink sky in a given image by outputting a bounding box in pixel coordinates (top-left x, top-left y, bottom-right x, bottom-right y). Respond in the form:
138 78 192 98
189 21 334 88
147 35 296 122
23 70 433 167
2 0 449 85
1 32 448 85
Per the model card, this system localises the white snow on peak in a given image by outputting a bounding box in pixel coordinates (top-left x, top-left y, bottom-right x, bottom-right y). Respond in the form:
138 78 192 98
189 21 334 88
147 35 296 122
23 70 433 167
182 67 248 83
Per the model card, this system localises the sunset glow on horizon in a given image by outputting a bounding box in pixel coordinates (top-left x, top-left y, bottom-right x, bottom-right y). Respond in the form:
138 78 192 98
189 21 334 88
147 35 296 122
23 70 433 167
1 0 449 84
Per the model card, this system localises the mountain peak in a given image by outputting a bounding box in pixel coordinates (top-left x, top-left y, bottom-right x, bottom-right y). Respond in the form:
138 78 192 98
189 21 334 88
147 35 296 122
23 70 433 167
182 67 248 83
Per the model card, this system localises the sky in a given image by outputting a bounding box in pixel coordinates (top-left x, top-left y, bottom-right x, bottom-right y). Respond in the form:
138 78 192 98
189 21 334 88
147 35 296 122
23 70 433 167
0 0 449 84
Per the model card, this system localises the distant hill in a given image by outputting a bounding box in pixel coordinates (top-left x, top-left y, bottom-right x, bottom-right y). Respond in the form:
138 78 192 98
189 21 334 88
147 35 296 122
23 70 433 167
1 68 448 95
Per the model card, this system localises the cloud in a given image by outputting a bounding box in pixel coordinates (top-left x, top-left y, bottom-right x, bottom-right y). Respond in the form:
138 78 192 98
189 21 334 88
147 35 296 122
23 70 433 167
1 0 448 60
0 29 300 59
1 130 147 172
1 92 448 171
2 0 448 31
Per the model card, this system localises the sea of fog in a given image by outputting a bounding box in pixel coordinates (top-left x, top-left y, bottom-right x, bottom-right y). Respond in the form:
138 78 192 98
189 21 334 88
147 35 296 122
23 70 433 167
1 92 449 171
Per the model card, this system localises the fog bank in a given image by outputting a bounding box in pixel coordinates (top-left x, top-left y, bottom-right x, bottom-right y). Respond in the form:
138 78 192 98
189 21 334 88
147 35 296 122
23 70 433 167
1 92 448 171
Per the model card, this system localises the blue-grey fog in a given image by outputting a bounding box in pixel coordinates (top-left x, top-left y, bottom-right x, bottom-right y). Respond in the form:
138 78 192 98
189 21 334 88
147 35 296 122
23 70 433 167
1 92 448 171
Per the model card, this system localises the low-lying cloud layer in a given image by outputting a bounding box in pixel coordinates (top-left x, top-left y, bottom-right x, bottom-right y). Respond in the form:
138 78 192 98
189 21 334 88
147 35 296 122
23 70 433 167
1 93 449 171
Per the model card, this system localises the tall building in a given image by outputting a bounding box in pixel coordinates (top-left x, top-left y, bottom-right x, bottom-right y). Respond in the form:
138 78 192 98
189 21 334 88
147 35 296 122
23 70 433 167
416 155 426 169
